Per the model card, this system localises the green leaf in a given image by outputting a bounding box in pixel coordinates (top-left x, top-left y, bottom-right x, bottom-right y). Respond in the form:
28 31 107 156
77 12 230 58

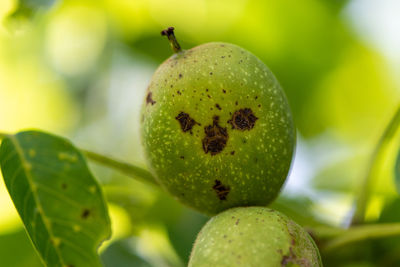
101 238 152 267
271 194 325 227
352 105 400 224
395 150 400 194
7 0 57 21
0 229 43 267
0 131 111 267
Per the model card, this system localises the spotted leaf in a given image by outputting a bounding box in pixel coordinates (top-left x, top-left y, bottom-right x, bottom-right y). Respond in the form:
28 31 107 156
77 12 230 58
0 131 111 267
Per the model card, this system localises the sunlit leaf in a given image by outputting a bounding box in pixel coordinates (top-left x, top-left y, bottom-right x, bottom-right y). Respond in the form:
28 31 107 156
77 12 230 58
395 149 400 194
0 131 111 267
352 105 400 223
0 229 42 267
7 0 57 20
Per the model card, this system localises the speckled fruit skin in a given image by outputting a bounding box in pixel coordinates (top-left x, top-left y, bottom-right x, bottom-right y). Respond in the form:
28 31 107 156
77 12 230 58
189 207 322 267
141 42 295 215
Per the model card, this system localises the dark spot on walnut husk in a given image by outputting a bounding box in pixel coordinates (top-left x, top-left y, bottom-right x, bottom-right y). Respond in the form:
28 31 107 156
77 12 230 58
81 209 90 219
146 92 156 105
177 90 182 95
202 116 228 155
230 151 235 155
213 179 230 200
281 247 310 267
215 104 222 110
179 73 183 79
222 89 226 93
235 218 240 225
228 108 258 130
176 112 199 133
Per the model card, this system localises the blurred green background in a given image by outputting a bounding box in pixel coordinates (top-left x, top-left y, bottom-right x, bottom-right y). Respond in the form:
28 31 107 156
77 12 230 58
0 0 399 266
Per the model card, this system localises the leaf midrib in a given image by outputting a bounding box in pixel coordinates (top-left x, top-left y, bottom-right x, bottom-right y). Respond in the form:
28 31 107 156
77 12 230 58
10 135 66 266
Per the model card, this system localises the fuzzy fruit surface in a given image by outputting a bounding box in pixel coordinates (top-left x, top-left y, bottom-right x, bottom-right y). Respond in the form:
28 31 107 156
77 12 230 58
141 42 295 215
189 207 322 267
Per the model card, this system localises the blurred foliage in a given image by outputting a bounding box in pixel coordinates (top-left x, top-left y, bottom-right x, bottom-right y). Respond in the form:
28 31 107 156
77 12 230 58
0 0 399 266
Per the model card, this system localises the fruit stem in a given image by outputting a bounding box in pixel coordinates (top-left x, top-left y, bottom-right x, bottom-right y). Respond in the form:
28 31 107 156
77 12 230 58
351 104 400 225
161 27 182 53
316 222 400 252
82 149 159 186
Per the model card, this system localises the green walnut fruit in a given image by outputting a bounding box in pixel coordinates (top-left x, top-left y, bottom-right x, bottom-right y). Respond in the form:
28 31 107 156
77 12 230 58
141 27 295 215
189 207 322 267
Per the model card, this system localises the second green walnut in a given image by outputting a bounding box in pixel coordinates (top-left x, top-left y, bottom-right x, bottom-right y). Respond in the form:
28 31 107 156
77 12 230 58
141 28 295 215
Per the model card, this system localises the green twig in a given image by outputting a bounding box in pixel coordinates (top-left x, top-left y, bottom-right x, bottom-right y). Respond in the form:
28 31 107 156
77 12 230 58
320 223 400 252
351 105 400 225
82 150 158 186
0 131 158 186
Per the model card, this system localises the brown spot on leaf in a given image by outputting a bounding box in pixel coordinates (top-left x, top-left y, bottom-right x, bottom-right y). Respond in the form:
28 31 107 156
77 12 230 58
146 92 156 105
213 179 230 200
176 112 199 133
202 116 228 155
228 108 258 130
81 209 90 219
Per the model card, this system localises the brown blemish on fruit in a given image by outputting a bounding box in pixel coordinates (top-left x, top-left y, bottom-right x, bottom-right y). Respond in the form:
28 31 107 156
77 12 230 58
230 151 235 155
215 104 222 110
146 92 156 105
202 116 228 155
235 219 240 225
228 108 258 130
179 73 183 79
281 247 310 267
81 209 90 219
176 112 200 133
177 90 182 95
212 179 230 200
222 89 226 94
